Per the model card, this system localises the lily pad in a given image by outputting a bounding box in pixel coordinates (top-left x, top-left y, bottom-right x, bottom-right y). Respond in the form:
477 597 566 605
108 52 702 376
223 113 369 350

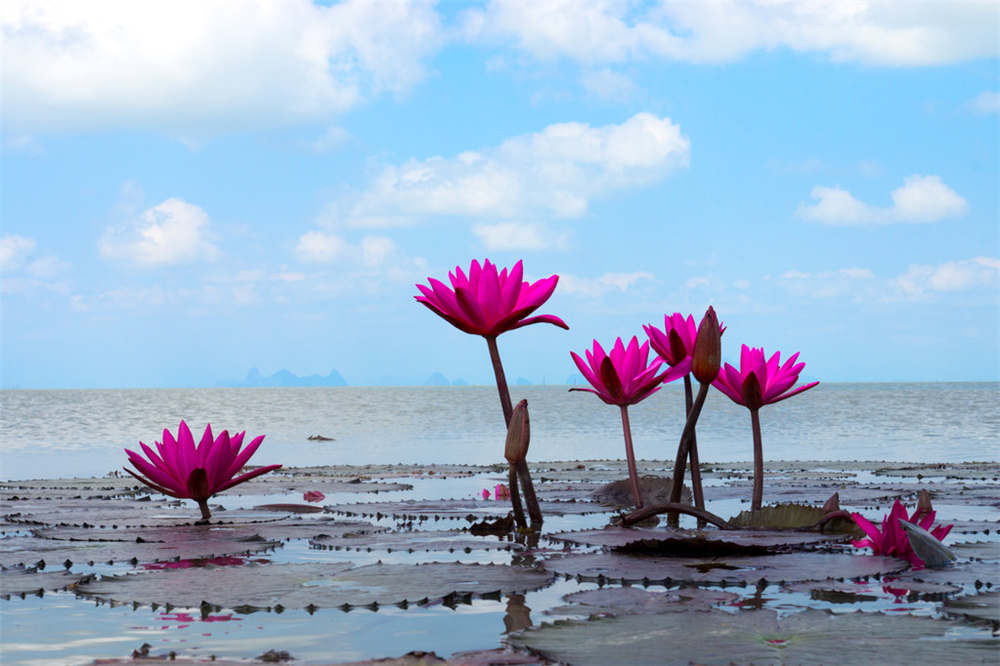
76 561 555 610
549 586 739 617
309 530 523 553
509 607 997 665
0 566 94 597
942 591 1000 624
590 476 691 508
782 579 961 600
542 551 907 585
728 504 855 532
324 499 608 520
547 528 845 554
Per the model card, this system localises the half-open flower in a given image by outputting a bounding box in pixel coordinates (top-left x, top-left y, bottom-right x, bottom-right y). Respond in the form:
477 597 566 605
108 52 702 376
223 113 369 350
124 420 281 522
712 345 818 409
415 259 567 337
571 337 687 406
852 499 953 568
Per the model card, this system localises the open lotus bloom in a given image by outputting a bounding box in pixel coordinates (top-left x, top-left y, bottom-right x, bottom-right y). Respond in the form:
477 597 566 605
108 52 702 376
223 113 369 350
571 337 688 406
851 499 953 568
124 420 281 522
712 345 818 410
414 259 568 338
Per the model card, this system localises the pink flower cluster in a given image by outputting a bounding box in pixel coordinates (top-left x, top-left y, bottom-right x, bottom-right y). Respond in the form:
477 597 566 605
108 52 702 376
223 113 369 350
852 499 953 568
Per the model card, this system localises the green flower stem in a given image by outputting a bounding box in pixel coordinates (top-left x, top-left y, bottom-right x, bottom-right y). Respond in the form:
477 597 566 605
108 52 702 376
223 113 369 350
196 499 211 524
684 375 706 523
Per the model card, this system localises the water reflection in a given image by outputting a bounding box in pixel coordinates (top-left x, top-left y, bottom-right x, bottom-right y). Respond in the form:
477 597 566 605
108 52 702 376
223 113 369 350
503 593 532 633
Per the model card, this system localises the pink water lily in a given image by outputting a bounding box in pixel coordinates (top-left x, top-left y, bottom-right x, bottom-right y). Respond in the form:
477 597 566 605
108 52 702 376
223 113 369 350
416 259 566 530
571 337 687 407
303 490 326 503
712 345 818 511
124 420 281 523
415 259 567 338
571 337 688 508
852 499 953 568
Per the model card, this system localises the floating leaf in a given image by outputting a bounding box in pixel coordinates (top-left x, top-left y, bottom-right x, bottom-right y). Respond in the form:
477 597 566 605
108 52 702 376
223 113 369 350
549 586 738 617
548 528 845 554
728 503 855 532
509 607 997 665
76 561 554 610
942 591 1000 624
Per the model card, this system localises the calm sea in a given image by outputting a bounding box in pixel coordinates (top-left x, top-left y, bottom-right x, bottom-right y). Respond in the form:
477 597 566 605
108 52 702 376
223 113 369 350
1 383 997 480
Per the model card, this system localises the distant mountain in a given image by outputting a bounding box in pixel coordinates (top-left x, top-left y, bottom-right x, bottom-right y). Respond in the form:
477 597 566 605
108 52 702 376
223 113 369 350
424 371 450 386
225 367 347 388
451 377 469 386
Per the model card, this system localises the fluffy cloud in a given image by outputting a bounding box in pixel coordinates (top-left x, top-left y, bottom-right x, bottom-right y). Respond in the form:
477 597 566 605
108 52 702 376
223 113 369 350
99 198 219 267
472 222 570 251
0 235 35 272
968 91 1000 115
0 234 71 294
2 0 442 132
797 175 968 225
462 0 997 66
560 271 655 298
778 267 876 299
295 230 401 270
894 257 1000 297
340 113 689 228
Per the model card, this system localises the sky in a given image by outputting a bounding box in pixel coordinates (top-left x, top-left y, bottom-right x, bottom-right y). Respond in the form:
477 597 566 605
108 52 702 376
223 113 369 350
1 0 998 389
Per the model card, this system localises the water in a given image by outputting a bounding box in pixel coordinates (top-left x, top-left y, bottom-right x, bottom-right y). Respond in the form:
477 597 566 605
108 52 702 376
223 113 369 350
2 382 997 480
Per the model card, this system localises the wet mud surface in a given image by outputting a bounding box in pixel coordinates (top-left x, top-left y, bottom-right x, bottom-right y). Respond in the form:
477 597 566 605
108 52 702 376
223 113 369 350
2 459 998 664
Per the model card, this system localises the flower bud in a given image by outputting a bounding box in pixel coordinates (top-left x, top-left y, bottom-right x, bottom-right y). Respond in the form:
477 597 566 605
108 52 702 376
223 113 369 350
504 399 530 463
691 306 721 384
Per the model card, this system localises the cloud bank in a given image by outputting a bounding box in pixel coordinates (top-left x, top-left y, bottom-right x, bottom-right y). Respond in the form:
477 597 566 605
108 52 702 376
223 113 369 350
797 175 968 225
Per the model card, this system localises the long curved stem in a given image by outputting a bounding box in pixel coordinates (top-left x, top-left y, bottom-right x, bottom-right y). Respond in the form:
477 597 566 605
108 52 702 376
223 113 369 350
622 502 733 530
485 335 528 526
684 376 706 525
485 336 513 426
620 405 643 509
670 381 710 506
750 407 763 511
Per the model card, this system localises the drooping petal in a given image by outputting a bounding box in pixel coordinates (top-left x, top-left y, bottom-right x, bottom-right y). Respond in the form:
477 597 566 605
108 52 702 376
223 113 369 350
126 449 184 494
123 466 186 499
506 313 569 331
217 464 283 493
851 512 884 552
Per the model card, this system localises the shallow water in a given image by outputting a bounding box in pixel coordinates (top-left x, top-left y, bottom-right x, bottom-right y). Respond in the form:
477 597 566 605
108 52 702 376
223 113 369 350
2 383 998 480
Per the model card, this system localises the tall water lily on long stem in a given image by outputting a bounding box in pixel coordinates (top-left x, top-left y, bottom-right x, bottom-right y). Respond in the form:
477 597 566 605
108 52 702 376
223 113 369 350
124 421 281 523
645 313 726 518
416 259 567 527
668 307 722 514
713 345 818 511
571 337 687 508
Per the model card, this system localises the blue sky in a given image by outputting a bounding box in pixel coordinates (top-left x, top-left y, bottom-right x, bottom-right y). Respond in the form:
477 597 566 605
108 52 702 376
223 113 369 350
2 1 998 389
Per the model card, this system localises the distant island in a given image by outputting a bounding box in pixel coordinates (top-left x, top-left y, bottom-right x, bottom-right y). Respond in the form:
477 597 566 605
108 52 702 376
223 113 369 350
223 368 347 388
423 371 469 386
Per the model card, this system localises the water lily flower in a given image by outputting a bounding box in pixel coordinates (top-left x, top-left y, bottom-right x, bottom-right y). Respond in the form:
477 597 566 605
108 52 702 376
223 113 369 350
852 498 953 568
645 312 727 518
124 420 281 523
416 259 567 529
712 345 818 510
495 483 511 499
571 337 688 507
482 488 491 500
303 490 326 503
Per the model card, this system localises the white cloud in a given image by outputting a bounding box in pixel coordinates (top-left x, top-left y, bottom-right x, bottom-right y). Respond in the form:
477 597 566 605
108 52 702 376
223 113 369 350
310 126 351 153
2 0 442 133
462 0 997 66
340 113 689 228
471 222 570 251
560 271 655 298
580 68 637 100
99 198 219 267
968 91 1000 115
778 267 875 300
0 235 36 272
797 175 968 225
26 255 71 279
295 230 400 269
894 257 1000 297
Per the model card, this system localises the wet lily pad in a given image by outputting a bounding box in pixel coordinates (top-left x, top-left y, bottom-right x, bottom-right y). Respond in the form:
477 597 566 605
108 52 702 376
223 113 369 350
547 528 845 554
76 561 555 610
590 476 691 508
0 565 94 597
324 499 607 521
951 541 1000 560
942 591 1000 624
543 551 907 585
782 578 961 600
309 530 523 553
509 607 997 665
728 504 855 532
549 586 739 617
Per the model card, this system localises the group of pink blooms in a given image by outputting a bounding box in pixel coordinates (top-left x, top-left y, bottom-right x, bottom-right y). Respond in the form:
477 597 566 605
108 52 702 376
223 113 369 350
122 258 951 567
